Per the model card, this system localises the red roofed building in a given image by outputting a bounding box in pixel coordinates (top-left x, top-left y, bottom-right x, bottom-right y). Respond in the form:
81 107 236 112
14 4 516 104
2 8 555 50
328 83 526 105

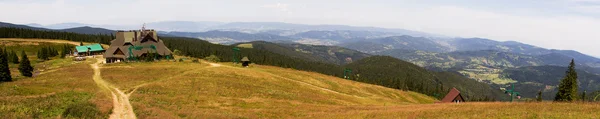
438 88 465 103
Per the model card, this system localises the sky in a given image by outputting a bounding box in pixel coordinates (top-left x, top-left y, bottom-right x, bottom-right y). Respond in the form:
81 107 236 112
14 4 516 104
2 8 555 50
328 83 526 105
0 0 599 57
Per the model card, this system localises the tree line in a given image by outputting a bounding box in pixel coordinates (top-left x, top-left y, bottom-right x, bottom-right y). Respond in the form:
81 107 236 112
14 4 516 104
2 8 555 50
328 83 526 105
37 46 59 61
0 27 112 44
161 37 345 77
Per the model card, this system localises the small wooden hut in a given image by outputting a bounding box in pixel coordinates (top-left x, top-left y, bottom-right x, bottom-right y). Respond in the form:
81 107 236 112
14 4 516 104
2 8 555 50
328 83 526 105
438 88 465 103
241 57 250 67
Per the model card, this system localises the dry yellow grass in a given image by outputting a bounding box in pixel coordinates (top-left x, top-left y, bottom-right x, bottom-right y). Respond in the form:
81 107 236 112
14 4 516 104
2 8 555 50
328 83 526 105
100 61 600 118
2 39 600 118
100 61 435 118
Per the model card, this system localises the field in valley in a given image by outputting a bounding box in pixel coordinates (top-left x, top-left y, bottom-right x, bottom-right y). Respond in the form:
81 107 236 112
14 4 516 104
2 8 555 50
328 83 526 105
1 39 600 118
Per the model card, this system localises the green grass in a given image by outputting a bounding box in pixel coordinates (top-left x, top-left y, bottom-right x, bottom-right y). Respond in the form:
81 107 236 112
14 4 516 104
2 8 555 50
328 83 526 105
236 43 253 48
459 67 517 85
0 40 111 118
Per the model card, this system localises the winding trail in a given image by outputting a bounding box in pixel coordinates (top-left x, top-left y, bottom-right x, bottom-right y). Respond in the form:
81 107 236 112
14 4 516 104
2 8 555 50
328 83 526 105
90 58 137 119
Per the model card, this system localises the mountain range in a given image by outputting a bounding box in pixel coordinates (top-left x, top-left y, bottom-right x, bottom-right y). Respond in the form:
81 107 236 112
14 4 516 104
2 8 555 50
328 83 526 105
3 20 600 100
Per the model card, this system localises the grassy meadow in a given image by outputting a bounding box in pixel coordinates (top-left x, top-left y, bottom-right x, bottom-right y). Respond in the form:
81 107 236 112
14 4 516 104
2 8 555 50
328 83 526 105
102 61 436 118
1 39 600 118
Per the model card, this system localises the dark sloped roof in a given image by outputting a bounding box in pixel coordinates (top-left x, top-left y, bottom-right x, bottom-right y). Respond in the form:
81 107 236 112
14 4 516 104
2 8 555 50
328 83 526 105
241 57 250 61
104 30 172 59
441 88 464 103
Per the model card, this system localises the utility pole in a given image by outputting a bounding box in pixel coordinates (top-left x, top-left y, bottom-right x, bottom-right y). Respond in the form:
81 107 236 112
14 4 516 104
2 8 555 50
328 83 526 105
232 47 240 64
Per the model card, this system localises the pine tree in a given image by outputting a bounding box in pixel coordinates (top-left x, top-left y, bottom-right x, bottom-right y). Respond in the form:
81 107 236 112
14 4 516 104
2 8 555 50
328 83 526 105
5 50 12 63
80 42 83 46
537 90 543 102
10 50 19 64
36 49 41 60
60 47 67 58
0 49 12 81
18 50 33 77
555 59 579 102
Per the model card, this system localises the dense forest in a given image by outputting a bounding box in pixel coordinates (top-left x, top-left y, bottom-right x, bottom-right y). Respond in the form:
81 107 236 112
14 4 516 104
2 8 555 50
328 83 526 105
161 37 345 77
344 56 502 101
0 27 113 44
0 27 501 101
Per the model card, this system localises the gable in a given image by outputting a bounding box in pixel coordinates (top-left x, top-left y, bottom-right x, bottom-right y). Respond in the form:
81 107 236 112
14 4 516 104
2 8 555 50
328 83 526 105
113 48 125 55
140 33 157 43
441 88 462 102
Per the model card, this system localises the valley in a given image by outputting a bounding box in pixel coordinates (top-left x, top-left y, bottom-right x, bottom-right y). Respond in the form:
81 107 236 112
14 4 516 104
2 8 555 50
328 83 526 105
1 19 600 118
1 39 599 118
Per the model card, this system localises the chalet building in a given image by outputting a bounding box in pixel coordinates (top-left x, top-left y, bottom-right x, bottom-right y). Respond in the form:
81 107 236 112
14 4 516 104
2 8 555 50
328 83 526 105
104 28 172 63
75 44 105 56
438 88 465 103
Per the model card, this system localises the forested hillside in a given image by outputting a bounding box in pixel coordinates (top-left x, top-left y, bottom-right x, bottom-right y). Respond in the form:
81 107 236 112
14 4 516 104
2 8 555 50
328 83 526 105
344 56 503 101
234 41 371 65
503 65 600 100
161 37 345 76
0 27 504 100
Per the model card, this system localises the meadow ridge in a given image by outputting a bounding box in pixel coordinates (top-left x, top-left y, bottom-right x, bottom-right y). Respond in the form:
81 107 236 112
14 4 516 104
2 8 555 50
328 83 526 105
1 39 600 118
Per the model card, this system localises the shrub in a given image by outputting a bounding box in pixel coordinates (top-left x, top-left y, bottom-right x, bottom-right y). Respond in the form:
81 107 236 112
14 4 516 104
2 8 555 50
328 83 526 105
178 58 184 62
205 55 220 63
172 49 182 56
191 58 199 63
62 101 102 119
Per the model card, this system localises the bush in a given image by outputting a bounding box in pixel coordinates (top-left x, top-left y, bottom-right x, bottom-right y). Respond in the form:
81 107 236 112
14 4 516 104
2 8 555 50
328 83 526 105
191 58 199 63
178 58 184 62
205 55 220 63
62 101 102 119
172 49 182 56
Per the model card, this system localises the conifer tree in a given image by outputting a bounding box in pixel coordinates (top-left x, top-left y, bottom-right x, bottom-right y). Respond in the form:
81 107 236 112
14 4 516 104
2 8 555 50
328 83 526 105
80 42 83 46
10 50 19 64
38 48 49 61
5 50 12 63
0 49 12 81
18 50 33 77
60 47 67 58
555 59 578 102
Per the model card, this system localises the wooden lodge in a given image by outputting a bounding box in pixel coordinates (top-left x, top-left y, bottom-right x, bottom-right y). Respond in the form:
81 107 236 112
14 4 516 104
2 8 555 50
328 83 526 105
103 27 172 63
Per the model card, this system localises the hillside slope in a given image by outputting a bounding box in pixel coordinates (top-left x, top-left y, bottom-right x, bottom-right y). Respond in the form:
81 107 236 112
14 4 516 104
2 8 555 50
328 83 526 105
0 39 435 118
99 59 436 118
344 56 505 101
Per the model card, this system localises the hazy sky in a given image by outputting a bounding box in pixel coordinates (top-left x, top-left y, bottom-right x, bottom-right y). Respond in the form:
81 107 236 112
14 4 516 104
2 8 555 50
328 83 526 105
1 0 599 57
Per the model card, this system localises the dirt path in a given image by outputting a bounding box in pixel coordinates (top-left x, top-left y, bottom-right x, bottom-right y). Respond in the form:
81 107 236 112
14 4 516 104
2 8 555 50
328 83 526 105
90 58 137 119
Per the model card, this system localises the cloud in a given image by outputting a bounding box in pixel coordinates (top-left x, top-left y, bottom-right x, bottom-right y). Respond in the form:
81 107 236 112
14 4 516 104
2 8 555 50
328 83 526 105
388 5 600 57
261 3 291 14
